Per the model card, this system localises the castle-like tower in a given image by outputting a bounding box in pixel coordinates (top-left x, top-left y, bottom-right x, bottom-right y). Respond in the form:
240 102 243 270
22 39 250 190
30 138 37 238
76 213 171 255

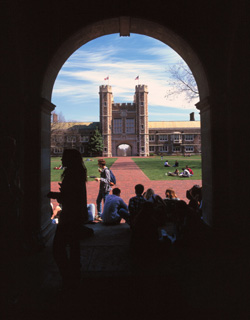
134 84 149 157
99 85 113 157
99 85 149 157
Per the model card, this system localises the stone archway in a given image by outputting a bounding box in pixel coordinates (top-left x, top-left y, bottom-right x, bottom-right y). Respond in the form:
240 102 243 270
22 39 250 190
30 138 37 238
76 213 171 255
40 17 212 233
117 144 132 157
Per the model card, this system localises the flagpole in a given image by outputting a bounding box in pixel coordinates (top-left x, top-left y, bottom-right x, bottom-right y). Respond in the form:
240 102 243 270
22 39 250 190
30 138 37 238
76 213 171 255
135 75 139 86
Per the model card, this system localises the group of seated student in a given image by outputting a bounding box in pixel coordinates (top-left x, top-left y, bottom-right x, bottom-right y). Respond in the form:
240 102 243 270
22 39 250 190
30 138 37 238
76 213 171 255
98 183 200 224
168 165 194 177
52 182 202 228
164 160 179 167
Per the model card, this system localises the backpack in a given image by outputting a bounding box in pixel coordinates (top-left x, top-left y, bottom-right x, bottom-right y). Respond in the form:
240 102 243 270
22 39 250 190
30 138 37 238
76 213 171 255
109 168 116 186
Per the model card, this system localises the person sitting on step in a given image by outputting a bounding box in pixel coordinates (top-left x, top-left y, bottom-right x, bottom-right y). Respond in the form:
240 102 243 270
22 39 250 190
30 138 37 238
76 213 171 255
101 188 130 225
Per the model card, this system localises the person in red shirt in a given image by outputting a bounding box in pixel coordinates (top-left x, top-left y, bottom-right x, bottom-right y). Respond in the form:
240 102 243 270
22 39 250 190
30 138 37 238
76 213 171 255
186 165 194 175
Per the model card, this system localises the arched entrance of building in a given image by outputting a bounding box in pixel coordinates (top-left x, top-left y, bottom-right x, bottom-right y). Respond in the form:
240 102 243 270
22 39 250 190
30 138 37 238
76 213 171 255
117 144 132 157
40 17 211 238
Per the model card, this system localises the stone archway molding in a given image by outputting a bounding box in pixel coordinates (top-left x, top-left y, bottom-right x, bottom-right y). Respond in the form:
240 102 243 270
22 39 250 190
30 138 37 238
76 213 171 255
41 17 209 102
40 17 213 229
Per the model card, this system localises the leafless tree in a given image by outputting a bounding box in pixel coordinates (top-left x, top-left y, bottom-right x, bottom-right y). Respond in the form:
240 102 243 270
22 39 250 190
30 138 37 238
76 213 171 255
166 60 199 102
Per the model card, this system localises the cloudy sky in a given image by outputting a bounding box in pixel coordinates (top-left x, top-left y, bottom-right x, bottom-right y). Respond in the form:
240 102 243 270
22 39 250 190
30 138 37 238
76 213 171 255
52 33 199 122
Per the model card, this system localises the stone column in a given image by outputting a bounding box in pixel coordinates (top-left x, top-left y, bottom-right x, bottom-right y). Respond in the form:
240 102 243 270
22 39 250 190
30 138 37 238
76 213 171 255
196 97 213 227
40 98 57 244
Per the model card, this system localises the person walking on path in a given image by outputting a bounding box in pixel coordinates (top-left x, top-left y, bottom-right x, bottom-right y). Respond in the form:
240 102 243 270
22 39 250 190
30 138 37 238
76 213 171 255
95 159 111 220
101 188 130 225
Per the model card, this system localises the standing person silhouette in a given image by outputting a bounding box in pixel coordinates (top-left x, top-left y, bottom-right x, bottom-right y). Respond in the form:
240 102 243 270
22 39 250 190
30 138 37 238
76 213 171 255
95 159 111 220
47 149 88 289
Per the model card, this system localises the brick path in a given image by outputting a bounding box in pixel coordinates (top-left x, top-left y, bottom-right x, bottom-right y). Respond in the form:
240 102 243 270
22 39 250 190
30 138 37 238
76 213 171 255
51 157 201 209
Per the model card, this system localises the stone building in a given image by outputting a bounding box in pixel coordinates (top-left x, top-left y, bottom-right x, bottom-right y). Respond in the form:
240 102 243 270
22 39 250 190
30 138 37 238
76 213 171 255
51 84 201 157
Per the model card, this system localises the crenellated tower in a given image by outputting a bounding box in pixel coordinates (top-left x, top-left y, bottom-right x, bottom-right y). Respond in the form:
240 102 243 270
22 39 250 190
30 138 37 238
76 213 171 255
99 84 149 157
99 85 113 157
134 85 149 156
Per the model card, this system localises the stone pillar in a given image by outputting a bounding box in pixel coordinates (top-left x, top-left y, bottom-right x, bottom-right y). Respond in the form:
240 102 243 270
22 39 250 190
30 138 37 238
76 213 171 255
196 97 213 227
40 98 57 244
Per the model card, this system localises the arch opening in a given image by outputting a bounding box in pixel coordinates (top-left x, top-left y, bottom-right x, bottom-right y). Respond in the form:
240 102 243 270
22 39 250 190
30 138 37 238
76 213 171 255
117 144 132 157
40 17 212 231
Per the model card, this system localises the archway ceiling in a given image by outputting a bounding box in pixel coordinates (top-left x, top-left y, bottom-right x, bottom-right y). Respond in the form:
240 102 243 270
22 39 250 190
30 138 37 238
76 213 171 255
42 17 209 103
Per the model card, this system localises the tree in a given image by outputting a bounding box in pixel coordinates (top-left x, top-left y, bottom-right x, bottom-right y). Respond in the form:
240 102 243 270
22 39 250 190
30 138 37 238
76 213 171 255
165 60 199 102
88 128 104 156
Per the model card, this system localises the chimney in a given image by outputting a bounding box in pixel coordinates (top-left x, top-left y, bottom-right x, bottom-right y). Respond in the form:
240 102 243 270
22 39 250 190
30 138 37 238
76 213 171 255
53 113 58 123
190 112 195 121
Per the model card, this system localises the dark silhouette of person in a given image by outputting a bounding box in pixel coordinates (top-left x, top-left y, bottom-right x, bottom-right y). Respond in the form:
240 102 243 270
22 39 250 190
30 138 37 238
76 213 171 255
47 149 88 289
128 184 146 228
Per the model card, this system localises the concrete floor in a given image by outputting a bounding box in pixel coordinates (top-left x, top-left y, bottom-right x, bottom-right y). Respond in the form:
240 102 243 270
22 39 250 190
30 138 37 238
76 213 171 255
2 220 244 320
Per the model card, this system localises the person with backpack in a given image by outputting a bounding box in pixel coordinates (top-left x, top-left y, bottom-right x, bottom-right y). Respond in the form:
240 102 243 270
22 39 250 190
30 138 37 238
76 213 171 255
95 159 112 220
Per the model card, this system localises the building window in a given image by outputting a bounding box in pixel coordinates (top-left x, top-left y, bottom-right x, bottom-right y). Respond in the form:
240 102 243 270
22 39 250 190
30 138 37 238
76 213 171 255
159 145 168 152
104 147 107 152
140 102 144 106
141 125 144 130
173 146 181 152
56 135 64 142
113 118 122 133
185 134 194 141
67 136 76 142
149 135 155 141
80 136 89 142
126 118 135 133
104 101 107 106
141 147 145 152
159 135 168 141
172 134 181 143
149 146 155 152
185 146 194 152
54 147 63 154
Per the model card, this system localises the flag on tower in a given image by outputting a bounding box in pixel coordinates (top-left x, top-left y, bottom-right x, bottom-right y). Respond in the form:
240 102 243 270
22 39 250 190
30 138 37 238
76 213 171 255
104 76 109 80
135 75 139 80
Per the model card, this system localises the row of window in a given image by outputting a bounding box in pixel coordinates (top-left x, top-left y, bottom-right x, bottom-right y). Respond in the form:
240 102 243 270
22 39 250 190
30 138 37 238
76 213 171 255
52 133 196 143
52 134 194 142
149 146 194 152
52 136 89 143
53 146 85 154
113 119 145 133
53 145 195 154
150 134 195 142
113 118 135 134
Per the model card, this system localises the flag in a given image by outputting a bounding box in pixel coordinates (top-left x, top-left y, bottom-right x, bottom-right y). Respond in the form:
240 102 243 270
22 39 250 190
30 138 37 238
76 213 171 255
104 76 109 80
135 75 139 80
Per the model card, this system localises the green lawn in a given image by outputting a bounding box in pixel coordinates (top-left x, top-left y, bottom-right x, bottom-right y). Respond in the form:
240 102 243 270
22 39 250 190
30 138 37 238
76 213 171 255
132 155 202 180
51 157 117 182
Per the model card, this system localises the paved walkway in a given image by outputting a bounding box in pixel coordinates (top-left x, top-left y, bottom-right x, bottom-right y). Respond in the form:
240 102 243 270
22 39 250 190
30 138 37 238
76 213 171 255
51 157 201 208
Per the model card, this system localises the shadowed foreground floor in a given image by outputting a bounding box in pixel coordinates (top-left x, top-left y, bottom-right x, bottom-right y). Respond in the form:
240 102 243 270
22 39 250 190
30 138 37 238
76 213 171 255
2 221 245 320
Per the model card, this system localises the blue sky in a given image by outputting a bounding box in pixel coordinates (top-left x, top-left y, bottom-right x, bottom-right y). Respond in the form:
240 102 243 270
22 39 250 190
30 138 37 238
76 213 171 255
52 34 199 122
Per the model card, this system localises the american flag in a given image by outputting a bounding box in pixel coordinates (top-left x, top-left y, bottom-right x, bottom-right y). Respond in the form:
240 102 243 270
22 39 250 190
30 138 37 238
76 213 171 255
135 75 139 80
